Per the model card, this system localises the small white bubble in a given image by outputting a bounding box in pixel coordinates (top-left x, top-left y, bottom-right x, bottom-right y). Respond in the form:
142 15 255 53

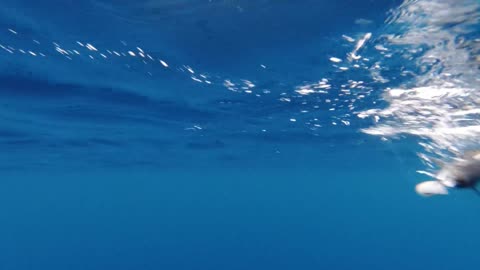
160 60 168 67
329 57 342 63
86 43 98 51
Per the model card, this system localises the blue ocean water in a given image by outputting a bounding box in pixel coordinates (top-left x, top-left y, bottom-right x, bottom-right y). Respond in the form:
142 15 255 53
1 0 480 269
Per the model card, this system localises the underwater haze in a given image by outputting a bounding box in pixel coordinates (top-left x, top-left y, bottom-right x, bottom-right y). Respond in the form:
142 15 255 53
1 0 480 269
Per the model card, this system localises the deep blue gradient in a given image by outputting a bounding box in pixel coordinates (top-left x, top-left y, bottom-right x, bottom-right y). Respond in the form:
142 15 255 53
1 1 479 270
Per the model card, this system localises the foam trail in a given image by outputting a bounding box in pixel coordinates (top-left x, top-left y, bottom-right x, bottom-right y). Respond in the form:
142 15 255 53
359 0 480 168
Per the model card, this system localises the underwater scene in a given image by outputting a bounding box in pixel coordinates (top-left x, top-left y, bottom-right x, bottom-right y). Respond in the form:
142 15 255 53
1 0 480 269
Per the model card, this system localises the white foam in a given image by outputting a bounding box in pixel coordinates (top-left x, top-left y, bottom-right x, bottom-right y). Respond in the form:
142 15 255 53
359 0 480 169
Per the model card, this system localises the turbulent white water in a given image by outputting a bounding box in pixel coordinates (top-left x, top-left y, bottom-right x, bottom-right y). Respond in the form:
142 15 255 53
359 0 480 169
